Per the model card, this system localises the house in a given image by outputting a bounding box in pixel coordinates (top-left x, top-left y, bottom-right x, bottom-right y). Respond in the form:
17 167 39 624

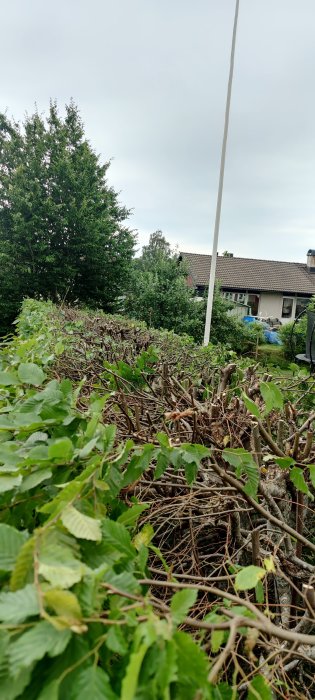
180 249 315 324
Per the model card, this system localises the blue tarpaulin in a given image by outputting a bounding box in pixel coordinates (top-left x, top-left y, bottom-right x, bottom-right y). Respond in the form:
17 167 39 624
243 316 282 345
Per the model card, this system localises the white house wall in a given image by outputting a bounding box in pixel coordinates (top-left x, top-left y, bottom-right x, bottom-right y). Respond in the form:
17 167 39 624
258 292 296 323
258 293 283 319
222 289 301 323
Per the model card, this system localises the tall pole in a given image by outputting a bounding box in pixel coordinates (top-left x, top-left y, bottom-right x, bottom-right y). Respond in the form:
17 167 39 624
203 0 240 346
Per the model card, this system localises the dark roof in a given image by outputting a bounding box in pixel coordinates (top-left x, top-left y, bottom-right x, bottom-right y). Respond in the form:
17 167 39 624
180 252 315 295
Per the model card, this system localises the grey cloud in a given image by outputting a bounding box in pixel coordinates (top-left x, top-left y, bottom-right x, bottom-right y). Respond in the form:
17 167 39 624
1 0 315 263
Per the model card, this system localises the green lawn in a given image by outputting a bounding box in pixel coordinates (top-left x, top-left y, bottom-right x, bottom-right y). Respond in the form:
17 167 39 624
257 343 289 369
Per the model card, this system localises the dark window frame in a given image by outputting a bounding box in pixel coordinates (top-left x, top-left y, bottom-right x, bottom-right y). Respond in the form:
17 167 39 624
282 297 294 318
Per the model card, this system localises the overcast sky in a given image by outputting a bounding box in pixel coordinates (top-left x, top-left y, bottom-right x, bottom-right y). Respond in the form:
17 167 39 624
2 0 315 262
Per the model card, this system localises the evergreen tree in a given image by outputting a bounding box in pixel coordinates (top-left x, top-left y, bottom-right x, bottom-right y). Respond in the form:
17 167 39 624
0 102 135 331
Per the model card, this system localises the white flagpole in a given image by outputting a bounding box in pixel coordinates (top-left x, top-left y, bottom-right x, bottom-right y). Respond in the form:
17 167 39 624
203 0 240 346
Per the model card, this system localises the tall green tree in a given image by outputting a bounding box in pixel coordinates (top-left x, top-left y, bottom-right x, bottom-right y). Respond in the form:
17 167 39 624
0 102 135 331
125 232 263 350
125 232 206 340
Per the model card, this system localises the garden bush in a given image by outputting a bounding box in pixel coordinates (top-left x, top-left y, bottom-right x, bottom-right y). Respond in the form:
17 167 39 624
0 300 314 698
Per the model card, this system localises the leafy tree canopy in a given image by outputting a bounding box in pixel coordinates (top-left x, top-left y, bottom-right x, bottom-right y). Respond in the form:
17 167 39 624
125 232 205 340
125 232 262 351
0 101 135 331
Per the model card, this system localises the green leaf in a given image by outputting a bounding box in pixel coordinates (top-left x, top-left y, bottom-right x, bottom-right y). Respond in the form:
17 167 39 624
260 381 283 415
104 570 140 595
247 674 273 700
77 437 98 458
174 631 209 690
0 371 20 386
48 437 74 462
0 666 33 700
170 589 198 626
121 642 149 700
39 560 88 589
20 468 52 492
38 532 88 589
71 666 118 700
133 524 154 551
10 537 35 591
180 444 210 462
274 457 295 469
213 683 236 700
122 445 155 487
61 505 102 542
44 589 82 622
242 462 260 499
184 461 198 484
37 680 60 700
0 584 39 623
117 503 149 527
290 467 313 498
157 433 170 448
211 628 225 653
223 448 259 499
103 424 116 454
155 640 178 694
0 627 9 667
178 443 211 483
106 625 128 655
26 431 48 444
0 445 21 467
101 519 136 560
111 439 134 468
0 474 22 492
88 394 108 417
223 448 253 469
255 580 265 604
9 621 71 676
2 413 46 431
235 566 265 591
24 445 49 463
0 524 28 571
242 394 261 419
17 363 46 386
154 451 169 480
39 481 83 516
309 464 315 489
54 341 65 356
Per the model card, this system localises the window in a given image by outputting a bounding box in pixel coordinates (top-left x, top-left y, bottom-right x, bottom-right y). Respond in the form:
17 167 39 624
282 297 293 318
248 294 259 316
295 297 310 318
222 291 246 303
236 293 245 303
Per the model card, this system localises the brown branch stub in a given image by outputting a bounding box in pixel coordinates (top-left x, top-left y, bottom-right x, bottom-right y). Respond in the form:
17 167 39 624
296 491 305 560
217 363 236 396
303 585 315 616
251 422 262 467
251 529 260 567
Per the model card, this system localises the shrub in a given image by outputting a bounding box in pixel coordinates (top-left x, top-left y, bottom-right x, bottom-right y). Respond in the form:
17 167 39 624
279 296 315 358
279 317 307 358
0 298 274 699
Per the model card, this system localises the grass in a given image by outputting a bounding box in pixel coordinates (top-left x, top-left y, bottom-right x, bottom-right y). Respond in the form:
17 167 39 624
256 343 289 369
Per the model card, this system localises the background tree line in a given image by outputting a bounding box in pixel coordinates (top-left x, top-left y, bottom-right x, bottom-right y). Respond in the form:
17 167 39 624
0 101 261 351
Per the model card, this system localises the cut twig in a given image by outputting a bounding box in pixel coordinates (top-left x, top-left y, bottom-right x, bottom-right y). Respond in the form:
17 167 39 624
251 529 260 566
